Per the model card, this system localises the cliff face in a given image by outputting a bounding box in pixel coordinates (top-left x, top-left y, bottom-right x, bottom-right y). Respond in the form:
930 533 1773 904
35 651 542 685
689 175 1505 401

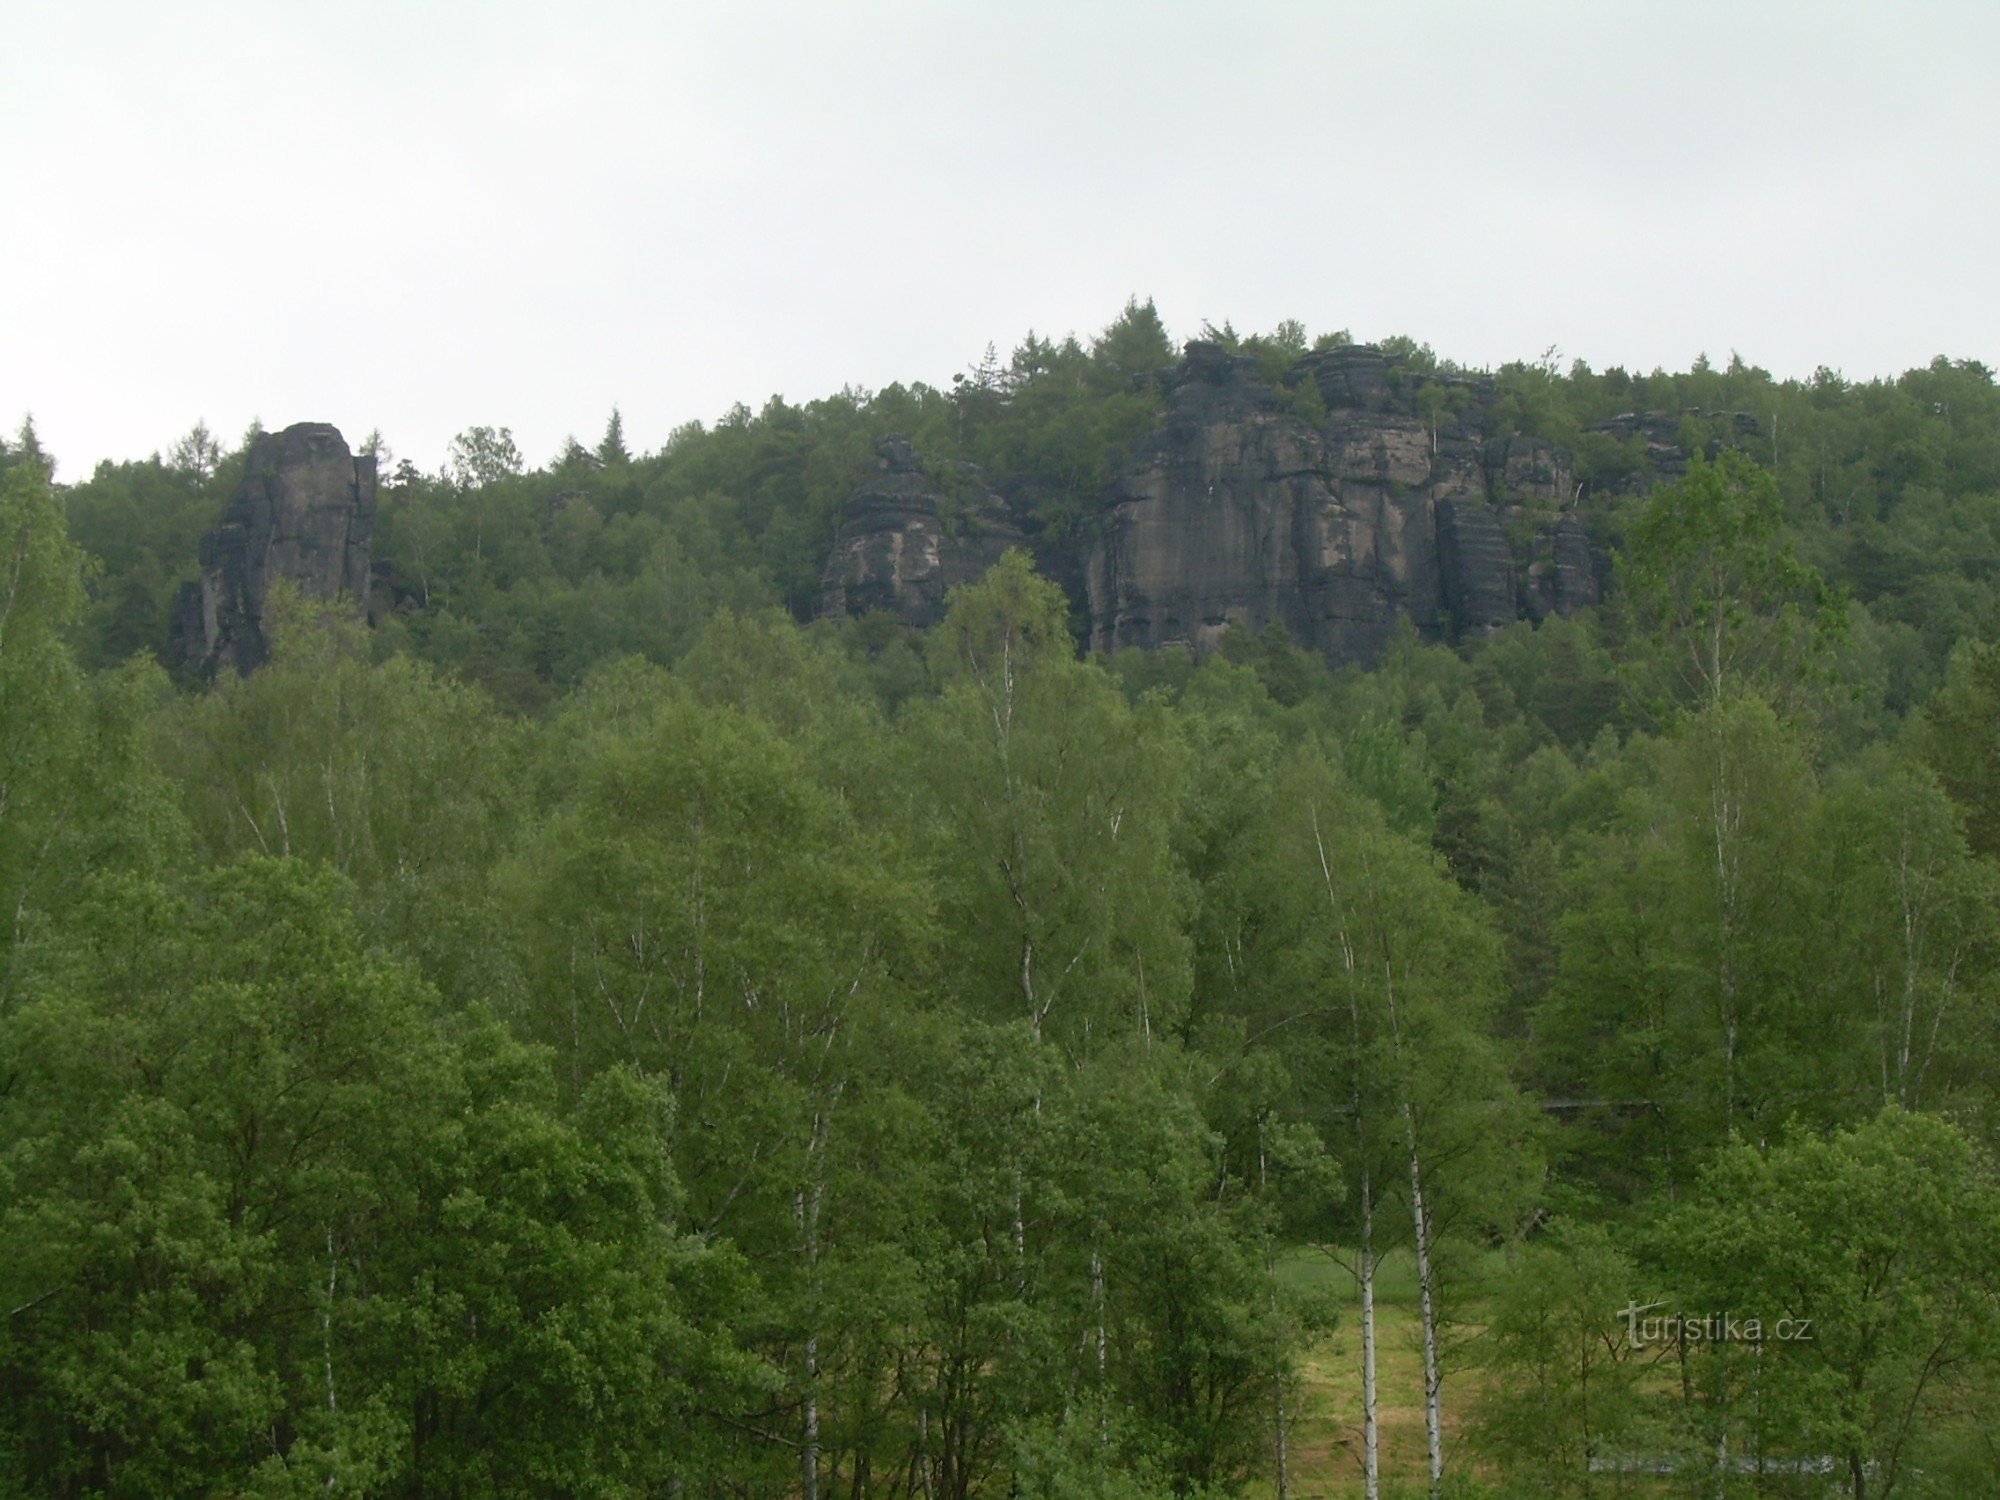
172 422 376 675
1086 344 1599 659
1581 408 1765 497
819 438 1024 628
818 343 1617 661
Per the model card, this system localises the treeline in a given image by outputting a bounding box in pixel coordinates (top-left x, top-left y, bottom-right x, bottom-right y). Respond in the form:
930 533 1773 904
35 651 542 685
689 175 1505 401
39 301 2000 718
2 314 1999 1497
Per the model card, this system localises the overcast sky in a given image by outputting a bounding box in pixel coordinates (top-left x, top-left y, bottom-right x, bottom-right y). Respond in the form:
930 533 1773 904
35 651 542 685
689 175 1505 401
4 0 1995 479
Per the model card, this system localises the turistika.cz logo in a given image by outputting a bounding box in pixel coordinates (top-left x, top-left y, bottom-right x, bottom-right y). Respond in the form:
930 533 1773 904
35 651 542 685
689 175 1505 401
1618 1301 1815 1349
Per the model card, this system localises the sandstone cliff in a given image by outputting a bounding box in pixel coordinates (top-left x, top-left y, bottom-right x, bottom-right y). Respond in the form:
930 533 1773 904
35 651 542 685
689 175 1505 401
819 438 1025 628
1085 344 1607 658
819 342 1611 663
171 422 376 675
1580 408 1765 497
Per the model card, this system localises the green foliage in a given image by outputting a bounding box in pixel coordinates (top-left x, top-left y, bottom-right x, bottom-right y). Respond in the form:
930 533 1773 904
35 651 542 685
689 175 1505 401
1217 621 1332 710
155 591 522 1004
0 460 90 950
1618 450 1845 714
597 405 630 467
907 554 1191 1048
1810 755 2000 1121
1542 699 2000 1190
1471 1221 1646 1495
0 860 754 1495
59 452 226 668
444 423 524 489
13 313 2000 1494
1541 698 1823 1181
506 680 923 1093
1475 613 1627 750
1650 1109 2000 1496
1919 635 2000 857
1 460 185 996
1476 1113 2000 1496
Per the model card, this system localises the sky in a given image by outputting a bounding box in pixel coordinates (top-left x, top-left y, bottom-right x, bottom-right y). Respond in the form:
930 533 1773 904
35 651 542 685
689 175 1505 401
4 0 1996 479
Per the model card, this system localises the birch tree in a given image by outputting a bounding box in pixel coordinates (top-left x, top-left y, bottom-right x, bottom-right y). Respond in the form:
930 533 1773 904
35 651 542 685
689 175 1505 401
1653 1109 2000 1499
1618 449 1843 716
509 679 929 1489
905 551 1190 1053
1541 697 1820 1181
1223 747 1529 1499
0 860 756 1494
1813 758 2000 1120
0 456 86 990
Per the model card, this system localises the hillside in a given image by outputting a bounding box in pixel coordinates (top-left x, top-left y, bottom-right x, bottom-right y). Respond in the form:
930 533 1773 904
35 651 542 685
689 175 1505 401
2 307 1998 1496
46 302 2000 710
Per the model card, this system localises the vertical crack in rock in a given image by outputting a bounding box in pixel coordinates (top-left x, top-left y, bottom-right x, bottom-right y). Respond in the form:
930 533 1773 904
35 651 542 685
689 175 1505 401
1074 342 1592 662
816 345 1754 664
819 437 1025 628
172 422 376 675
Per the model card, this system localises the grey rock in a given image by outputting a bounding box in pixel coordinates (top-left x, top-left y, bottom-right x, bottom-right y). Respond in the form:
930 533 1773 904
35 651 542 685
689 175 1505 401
171 422 375 675
1298 345 1395 413
1436 498 1516 634
1082 345 1595 662
813 345 1731 665
819 438 1025 628
1524 515 1601 622
1583 409 1763 496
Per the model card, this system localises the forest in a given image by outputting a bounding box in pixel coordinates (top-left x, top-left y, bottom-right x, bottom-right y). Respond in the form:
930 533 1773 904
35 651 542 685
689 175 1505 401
3 302 1999 1498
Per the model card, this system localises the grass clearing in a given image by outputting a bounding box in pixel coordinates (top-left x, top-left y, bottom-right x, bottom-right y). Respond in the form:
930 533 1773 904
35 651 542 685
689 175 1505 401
1254 1247 1501 1499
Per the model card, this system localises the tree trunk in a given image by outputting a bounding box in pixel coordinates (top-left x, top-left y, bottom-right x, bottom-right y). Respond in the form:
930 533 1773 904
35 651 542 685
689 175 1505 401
798 1103 832 1500
1261 1124 1292 1500
1091 1248 1109 1447
802 1330 821 1500
799 1176 822 1500
1273 1367 1292 1500
1359 1167 1380 1500
1378 941 1443 1498
1270 1257 1292 1500
1404 1120 1443 1498
1312 801 1380 1500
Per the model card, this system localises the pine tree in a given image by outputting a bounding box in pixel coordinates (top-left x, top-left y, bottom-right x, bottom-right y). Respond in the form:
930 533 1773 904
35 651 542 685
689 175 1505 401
598 406 630 465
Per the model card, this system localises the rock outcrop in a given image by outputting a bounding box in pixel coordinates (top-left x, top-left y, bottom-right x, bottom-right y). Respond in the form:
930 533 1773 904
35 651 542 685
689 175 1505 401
816 343 1641 662
1580 409 1764 496
1087 347 1419 659
819 438 1024 628
1083 343 1594 660
172 422 376 675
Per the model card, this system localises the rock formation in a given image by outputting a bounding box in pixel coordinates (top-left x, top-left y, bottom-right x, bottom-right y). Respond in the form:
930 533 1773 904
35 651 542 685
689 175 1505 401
816 344 1715 663
171 422 376 675
1581 408 1764 496
1076 343 1602 661
819 438 1025 628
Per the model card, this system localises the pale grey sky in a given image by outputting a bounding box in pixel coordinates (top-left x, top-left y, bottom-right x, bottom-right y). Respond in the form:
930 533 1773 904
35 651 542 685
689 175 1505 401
4 0 1994 478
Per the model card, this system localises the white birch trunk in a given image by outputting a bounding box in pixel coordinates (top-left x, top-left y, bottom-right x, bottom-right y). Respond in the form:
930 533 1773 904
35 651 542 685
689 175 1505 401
797 1175 821 1500
1092 1249 1109 1446
802 1326 821 1500
1404 1118 1443 1498
1358 1170 1379 1500
1313 802 1381 1500
798 1102 831 1500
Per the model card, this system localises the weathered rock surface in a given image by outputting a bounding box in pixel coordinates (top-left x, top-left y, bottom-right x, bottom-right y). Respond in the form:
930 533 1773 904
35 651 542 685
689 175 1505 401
1088 348 1414 659
1083 343 1592 659
172 422 376 675
1582 409 1764 496
1524 515 1600 622
817 345 1756 663
1435 499 1516 634
819 438 1024 628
